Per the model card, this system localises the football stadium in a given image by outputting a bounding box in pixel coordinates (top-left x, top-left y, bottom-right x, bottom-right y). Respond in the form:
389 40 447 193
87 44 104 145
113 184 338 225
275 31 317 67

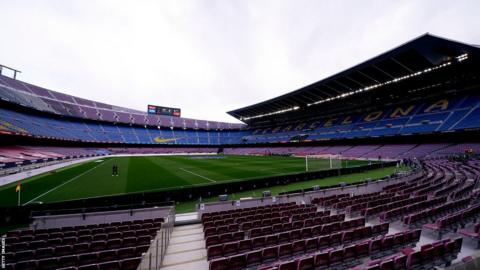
1 3 480 270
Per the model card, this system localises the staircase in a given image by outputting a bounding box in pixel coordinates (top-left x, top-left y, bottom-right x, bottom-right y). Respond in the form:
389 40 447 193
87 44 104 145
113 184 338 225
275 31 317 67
160 224 209 270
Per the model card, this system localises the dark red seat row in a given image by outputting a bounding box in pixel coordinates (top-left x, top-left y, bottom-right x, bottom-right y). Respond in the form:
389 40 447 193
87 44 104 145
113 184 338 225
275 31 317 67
433 182 461 197
6 257 141 270
364 237 462 270
8 245 148 265
334 193 390 210
291 210 330 221
347 195 410 216
458 223 480 248
201 202 297 223
203 206 317 233
361 195 427 217
206 231 245 247
209 228 420 270
386 183 418 195
379 196 447 222
210 240 368 270
8 226 157 248
6 218 163 238
311 193 350 206
8 236 150 262
412 179 447 196
399 180 439 195
206 213 347 248
253 212 342 233
403 197 472 227
207 223 390 261
247 217 364 240
368 229 421 260
383 181 407 192
5 217 165 270
9 234 153 253
205 212 346 238
11 239 149 262
204 205 318 229
451 182 475 200
423 204 480 239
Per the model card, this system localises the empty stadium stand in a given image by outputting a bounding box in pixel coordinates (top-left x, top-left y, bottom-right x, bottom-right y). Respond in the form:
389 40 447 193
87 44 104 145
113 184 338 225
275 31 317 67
0 74 244 131
1 94 480 145
192 158 480 270
1 34 480 270
5 205 175 270
240 95 480 144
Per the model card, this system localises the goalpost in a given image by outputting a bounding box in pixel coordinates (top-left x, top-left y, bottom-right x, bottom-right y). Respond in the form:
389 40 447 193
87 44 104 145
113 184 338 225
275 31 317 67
305 154 342 172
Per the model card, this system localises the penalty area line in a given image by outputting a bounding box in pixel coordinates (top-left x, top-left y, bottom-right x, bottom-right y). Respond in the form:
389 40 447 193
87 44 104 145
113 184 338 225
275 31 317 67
179 167 216 183
23 160 110 206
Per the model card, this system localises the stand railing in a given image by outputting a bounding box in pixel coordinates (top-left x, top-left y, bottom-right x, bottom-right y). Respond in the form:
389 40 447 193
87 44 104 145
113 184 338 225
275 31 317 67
138 206 176 270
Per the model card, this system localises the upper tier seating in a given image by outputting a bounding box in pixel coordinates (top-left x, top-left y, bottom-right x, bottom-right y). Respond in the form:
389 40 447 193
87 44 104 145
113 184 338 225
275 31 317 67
0 107 247 145
1 74 480 145
0 74 244 130
243 95 480 144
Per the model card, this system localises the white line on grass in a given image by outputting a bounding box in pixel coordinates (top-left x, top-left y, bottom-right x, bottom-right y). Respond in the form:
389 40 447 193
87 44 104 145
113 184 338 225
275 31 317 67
258 164 305 172
23 160 110 206
179 167 216 183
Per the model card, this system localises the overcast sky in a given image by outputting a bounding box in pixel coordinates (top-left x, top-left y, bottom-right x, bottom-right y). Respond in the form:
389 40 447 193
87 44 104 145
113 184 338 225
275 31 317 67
0 0 479 123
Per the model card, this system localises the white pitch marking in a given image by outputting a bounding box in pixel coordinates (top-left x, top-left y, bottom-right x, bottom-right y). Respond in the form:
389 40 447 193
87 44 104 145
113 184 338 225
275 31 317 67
179 167 216 183
23 160 110 205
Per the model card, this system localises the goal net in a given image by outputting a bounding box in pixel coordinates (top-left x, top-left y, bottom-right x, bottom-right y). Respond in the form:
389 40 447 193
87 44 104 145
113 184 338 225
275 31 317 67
305 154 342 172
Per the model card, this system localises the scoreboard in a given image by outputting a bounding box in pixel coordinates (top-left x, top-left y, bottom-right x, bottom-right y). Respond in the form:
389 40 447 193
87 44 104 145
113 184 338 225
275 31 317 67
147 105 181 117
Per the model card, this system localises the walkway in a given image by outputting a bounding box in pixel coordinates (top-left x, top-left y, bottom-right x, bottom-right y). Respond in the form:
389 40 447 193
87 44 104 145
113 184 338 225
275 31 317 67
161 223 209 270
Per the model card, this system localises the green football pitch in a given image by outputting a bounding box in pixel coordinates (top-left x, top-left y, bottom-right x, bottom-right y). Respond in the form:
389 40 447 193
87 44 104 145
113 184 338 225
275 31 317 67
0 155 374 207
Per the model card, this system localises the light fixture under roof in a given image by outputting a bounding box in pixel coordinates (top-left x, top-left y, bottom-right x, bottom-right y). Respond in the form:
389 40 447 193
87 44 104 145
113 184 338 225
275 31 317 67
241 53 468 121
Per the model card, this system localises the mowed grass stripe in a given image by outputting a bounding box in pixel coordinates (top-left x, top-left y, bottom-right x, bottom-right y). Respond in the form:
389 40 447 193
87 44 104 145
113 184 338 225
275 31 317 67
125 156 201 192
38 158 130 203
0 155 373 207
23 159 111 205
0 159 111 206
179 168 216 182
173 155 307 180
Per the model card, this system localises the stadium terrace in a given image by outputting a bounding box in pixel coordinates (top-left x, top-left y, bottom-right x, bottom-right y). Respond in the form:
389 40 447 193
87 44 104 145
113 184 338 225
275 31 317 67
1 33 480 270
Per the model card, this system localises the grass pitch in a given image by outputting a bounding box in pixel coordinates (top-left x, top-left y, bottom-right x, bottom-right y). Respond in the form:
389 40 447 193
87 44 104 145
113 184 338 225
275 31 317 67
0 155 372 207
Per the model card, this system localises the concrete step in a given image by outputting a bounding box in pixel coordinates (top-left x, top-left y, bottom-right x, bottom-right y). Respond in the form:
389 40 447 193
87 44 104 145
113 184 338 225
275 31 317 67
169 233 204 244
167 239 205 254
175 212 200 224
162 249 207 267
173 223 203 231
160 259 209 270
171 227 203 237
159 221 208 270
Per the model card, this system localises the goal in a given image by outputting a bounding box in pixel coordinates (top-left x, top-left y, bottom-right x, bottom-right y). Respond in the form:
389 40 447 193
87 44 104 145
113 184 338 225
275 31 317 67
305 154 342 172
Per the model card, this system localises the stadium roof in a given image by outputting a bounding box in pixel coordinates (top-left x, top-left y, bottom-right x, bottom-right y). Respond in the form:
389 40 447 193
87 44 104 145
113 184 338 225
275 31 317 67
228 33 480 122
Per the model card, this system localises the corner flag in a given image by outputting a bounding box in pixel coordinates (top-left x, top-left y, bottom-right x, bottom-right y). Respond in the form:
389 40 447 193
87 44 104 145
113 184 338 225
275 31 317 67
16 182 21 206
